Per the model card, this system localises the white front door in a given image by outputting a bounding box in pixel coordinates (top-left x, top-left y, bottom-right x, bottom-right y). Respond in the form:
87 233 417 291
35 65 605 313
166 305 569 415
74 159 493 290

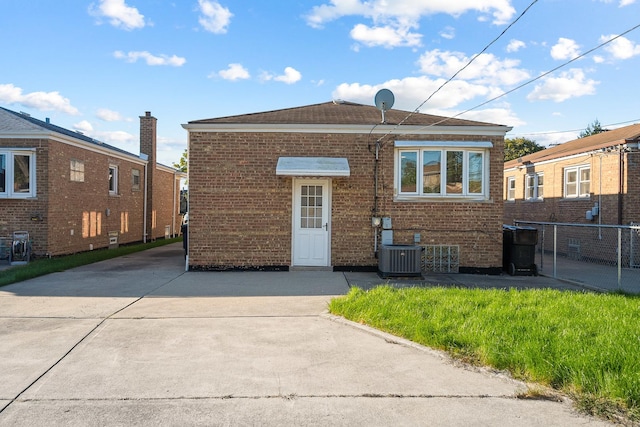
292 179 330 266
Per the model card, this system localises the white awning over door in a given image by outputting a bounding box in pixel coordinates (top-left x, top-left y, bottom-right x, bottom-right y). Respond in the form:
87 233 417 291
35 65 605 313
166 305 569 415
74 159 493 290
276 157 350 177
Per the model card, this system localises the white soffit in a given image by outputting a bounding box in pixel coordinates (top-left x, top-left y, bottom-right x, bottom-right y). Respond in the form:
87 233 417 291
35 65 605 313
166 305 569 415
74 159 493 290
394 140 493 148
276 157 350 177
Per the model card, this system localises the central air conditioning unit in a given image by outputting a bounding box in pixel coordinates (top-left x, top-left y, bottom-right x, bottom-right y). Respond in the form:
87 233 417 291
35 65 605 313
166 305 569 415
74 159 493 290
378 245 423 278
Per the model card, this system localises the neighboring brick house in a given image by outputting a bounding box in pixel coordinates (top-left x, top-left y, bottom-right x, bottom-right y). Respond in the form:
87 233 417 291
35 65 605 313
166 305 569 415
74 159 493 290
0 107 184 258
182 101 511 273
504 123 640 227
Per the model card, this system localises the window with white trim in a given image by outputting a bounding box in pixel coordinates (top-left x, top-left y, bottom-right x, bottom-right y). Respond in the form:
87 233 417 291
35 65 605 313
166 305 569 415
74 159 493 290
108 165 118 195
396 143 489 199
0 150 36 198
131 169 140 191
525 173 543 200
506 176 516 201
70 159 85 182
564 165 590 198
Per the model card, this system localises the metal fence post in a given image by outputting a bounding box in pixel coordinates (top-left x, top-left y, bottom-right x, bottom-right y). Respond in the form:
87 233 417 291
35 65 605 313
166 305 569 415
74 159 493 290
618 227 622 289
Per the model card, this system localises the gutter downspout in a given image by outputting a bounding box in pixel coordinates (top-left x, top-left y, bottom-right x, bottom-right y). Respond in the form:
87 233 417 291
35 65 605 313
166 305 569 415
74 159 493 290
172 170 177 238
618 146 624 225
141 154 149 243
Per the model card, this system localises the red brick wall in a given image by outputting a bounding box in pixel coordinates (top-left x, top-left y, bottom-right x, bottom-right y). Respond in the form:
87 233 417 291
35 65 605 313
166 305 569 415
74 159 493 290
0 138 49 254
1 137 153 257
503 151 628 226
188 131 504 271
149 167 181 240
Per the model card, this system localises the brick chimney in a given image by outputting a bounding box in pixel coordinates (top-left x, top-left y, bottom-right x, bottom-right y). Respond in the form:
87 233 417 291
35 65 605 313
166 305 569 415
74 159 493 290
140 112 157 239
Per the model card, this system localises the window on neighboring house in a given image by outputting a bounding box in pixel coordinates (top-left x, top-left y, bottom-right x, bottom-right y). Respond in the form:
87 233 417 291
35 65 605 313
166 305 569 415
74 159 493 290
506 177 516 201
131 169 140 191
564 165 590 198
525 173 544 200
109 165 118 195
0 150 36 198
70 159 85 182
395 142 489 199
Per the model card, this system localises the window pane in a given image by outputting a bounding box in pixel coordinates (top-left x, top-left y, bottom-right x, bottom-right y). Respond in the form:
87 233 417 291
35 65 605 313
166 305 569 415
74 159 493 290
400 151 417 193
538 174 544 198
446 151 463 194
14 155 30 193
507 178 515 200
468 152 483 194
0 154 5 192
422 151 441 193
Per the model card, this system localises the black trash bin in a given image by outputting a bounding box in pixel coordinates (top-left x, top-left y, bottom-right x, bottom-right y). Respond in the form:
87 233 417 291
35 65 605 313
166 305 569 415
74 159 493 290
503 225 538 276
181 223 188 257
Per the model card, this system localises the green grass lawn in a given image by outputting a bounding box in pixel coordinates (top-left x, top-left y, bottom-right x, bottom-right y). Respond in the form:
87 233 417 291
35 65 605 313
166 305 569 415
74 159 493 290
0 238 181 287
329 285 640 422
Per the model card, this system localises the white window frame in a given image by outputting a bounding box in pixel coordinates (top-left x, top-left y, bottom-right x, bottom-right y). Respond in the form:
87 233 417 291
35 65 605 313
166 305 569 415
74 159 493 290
109 165 119 195
70 159 85 182
394 142 490 200
525 173 543 201
131 169 141 191
506 176 516 201
0 149 36 199
564 165 590 198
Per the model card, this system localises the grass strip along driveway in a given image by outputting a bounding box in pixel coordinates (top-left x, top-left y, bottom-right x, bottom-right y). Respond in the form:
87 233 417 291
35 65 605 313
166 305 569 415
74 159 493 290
329 286 640 423
0 238 181 287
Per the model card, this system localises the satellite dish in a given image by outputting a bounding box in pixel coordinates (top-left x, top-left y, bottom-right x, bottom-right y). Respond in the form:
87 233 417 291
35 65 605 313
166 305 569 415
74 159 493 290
374 89 395 123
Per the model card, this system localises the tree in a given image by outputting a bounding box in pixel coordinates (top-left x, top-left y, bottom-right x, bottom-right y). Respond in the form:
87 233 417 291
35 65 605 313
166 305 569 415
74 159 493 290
579 119 607 138
173 149 187 172
504 137 544 162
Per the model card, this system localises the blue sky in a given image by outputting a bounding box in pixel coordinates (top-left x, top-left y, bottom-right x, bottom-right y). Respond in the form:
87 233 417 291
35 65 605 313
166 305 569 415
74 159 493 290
1 0 640 166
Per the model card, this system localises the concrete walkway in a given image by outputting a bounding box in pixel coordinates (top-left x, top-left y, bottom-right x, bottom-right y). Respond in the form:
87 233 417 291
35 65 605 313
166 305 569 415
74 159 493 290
0 243 612 426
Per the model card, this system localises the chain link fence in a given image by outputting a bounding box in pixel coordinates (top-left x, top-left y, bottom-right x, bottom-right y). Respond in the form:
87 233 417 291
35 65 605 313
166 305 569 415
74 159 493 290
513 221 640 293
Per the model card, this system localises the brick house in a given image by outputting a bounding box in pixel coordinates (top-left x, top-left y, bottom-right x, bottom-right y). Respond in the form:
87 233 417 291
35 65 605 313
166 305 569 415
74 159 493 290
504 123 640 226
182 101 511 273
0 107 184 258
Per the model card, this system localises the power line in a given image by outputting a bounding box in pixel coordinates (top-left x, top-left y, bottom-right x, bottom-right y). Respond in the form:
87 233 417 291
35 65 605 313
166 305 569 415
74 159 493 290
509 118 640 138
375 0 539 145
415 22 640 131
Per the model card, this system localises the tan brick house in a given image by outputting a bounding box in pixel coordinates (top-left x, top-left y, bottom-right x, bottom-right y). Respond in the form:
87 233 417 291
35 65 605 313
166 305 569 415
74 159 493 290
0 107 184 258
183 101 511 273
504 123 640 226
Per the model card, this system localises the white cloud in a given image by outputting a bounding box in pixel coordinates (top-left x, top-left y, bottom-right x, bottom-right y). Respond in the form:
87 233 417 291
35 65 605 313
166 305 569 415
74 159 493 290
600 34 640 59
96 108 125 122
619 0 636 5
216 63 250 81
305 0 516 29
439 26 455 40
114 51 186 66
198 0 232 34
262 67 302 84
418 49 530 86
550 38 581 60
73 120 94 133
0 83 79 115
527 69 598 102
350 23 422 48
88 0 146 31
506 39 525 53
331 78 523 126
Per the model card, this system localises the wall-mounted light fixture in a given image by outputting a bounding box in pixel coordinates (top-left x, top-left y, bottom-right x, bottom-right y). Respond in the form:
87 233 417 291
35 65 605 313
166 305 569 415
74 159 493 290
372 217 381 227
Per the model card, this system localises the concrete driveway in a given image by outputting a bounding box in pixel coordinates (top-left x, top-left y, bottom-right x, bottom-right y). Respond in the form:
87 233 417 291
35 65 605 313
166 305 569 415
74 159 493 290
0 243 611 426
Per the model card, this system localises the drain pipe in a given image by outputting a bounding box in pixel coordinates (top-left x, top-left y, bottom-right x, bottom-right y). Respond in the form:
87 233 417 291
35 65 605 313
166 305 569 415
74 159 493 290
141 154 149 243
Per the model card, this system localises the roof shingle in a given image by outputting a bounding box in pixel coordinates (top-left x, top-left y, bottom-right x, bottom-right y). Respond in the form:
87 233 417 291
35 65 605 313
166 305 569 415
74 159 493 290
188 101 505 127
